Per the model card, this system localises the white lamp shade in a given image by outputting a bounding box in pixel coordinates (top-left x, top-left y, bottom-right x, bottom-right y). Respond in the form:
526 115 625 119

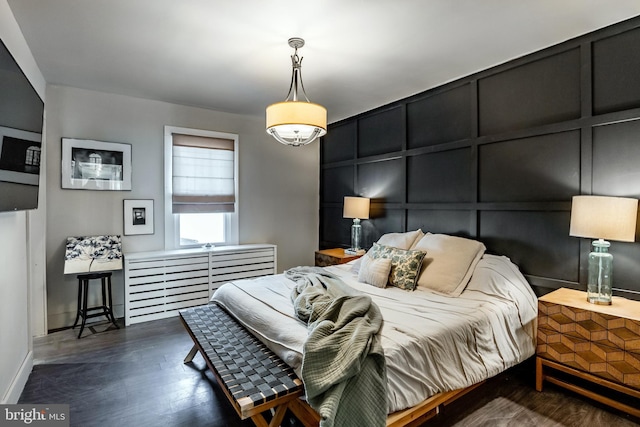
570 195 638 242
266 101 327 144
343 196 370 219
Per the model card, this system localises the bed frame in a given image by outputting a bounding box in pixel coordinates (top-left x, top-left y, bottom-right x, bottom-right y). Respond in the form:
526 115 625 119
286 382 484 427
180 303 485 427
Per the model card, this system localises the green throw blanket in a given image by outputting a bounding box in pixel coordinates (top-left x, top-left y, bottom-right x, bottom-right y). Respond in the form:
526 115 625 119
287 266 387 427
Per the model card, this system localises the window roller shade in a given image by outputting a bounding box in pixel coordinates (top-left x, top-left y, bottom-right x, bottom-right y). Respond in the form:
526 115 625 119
172 133 234 150
172 133 235 214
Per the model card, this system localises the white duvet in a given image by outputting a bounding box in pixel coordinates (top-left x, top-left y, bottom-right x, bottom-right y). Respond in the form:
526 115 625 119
211 254 538 413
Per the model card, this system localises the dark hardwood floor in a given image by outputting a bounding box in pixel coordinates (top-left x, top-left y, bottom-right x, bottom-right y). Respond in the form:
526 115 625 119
19 317 640 427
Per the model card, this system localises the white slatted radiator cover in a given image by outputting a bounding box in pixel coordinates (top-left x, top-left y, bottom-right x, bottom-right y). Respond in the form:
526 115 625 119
124 244 276 325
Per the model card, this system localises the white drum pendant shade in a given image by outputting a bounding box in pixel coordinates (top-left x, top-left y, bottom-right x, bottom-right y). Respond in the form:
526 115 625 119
266 101 327 146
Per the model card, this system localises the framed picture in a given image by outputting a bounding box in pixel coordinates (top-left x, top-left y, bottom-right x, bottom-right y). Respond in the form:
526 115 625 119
61 138 132 190
63 235 122 274
0 126 42 186
124 199 154 235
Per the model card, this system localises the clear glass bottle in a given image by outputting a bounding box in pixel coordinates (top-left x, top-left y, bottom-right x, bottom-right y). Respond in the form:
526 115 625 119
587 239 612 305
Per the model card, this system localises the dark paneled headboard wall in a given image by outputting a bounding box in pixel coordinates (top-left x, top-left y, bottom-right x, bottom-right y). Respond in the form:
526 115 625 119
319 17 640 300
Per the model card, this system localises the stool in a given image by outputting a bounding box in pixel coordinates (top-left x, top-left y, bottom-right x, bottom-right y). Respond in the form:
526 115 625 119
72 272 119 338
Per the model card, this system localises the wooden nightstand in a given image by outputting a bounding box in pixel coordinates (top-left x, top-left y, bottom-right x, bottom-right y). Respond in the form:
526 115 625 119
314 248 363 267
536 287 640 418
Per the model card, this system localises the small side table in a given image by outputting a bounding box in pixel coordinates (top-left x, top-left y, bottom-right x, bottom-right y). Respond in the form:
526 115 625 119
536 287 640 418
72 272 119 338
315 248 363 267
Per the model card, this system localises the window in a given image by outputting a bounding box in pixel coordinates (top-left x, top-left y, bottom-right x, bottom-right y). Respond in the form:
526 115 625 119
164 126 239 249
25 145 41 167
25 145 40 173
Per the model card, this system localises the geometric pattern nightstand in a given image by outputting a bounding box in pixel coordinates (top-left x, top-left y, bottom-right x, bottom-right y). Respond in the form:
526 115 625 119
536 287 640 418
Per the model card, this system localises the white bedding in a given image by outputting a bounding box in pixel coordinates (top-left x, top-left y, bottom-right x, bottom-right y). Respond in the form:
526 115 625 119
211 254 537 413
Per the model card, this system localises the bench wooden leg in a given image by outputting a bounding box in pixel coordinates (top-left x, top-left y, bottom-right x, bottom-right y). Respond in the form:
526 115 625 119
184 344 199 363
269 403 289 427
250 403 289 427
287 398 319 427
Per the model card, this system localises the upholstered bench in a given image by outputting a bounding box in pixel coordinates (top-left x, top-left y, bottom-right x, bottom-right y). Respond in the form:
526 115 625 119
180 303 304 427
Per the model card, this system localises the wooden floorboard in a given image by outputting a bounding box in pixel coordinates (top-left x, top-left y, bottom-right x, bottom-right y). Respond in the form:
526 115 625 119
18 316 640 427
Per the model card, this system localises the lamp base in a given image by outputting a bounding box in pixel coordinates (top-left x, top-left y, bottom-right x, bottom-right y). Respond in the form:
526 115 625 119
345 248 366 256
586 295 612 305
586 239 613 306
350 219 363 253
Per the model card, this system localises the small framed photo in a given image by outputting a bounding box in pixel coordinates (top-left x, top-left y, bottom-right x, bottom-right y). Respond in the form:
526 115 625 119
62 138 132 190
123 199 154 235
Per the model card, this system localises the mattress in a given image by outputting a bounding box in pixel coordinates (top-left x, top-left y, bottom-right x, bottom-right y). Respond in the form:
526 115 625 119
211 254 537 413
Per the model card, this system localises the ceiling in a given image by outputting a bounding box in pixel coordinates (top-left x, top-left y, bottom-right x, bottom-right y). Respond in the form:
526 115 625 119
7 0 640 124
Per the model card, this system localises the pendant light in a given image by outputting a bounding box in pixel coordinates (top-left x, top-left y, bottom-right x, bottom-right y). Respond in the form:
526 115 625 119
266 37 327 147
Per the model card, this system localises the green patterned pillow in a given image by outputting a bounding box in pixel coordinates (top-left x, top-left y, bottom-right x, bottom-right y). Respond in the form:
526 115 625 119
368 243 427 290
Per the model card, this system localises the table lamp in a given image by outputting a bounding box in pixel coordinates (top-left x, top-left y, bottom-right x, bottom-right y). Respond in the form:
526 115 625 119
343 196 370 255
569 195 638 305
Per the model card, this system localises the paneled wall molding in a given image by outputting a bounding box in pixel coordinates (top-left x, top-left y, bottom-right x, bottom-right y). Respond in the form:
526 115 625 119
320 16 640 299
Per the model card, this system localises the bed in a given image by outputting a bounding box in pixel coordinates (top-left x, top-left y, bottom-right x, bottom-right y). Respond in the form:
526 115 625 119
205 231 538 425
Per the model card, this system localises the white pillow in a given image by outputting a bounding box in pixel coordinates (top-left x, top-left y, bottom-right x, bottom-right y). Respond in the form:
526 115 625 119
349 256 363 274
358 254 393 288
376 229 424 250
412 233 486 297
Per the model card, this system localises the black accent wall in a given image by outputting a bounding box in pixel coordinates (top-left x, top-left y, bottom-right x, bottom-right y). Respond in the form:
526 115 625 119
319 16 640 299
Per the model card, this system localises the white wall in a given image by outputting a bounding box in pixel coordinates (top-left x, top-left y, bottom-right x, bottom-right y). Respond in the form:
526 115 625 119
45 85 319 330
0 0 46 403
